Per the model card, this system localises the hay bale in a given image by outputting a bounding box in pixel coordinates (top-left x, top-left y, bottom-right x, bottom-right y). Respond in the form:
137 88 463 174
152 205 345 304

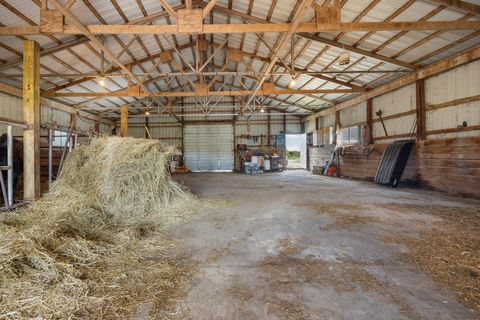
0 137 199 319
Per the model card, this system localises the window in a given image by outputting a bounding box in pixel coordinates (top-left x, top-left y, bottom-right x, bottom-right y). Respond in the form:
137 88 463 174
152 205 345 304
340 126 360 145
51 130 69 148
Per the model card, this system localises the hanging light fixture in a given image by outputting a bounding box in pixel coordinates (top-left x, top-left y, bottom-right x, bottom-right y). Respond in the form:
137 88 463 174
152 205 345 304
289 77 296 87
339 52 350 66
145 110 150 115
339 45 350 66
98 76 106 86
288 71 297 88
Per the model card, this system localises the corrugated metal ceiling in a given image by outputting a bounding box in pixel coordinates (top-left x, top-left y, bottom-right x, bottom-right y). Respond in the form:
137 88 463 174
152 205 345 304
0 0 478 119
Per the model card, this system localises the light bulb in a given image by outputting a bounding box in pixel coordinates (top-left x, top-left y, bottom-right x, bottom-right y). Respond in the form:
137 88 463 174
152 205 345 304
339 52 351 66
99 77 106 86
260 108 265 113
145 111 150 115
289 78 296 87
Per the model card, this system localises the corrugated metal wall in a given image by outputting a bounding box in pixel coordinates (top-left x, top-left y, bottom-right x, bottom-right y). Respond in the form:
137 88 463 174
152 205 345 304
0 92 24 136
99 123 112 135
308 60 479 143
127 114 302 150
0 91 113 139
372 84 416 141
0 91 73 137
320 113 335 128
304 118 316 133
426 60 480 139
127 116 182 148
340 101 366 127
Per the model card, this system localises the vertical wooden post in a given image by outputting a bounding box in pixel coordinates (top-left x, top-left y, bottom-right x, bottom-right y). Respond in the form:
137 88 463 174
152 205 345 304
23 40 41 200
120 106 128 137
366 98 373 144
94 121 100 134
267 113 271 147
416 79 426 141
335 110 341 144
145 116 149 138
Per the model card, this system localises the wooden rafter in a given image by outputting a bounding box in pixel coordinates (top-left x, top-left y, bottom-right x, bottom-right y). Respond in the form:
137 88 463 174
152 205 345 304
0 0 477 120
427 0 480 16
210 4 417 70
202 0 220 18
158 0 178 19
311 44 480 117
241 0 315 115
49 0 142 86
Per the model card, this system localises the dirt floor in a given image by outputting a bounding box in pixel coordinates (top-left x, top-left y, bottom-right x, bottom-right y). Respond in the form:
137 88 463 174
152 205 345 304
161 171 479 320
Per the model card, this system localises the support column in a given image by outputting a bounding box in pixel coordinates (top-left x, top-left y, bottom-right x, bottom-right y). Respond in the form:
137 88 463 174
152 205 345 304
335 110 341 144
366 98 373 144
145 116 149 138
267 113 271 147
23 40 41 200
94 121 100 134
416 79 426 141
120 105 128 137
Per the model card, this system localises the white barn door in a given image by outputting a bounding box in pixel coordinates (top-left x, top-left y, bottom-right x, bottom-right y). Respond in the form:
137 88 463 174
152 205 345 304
184 124 234 172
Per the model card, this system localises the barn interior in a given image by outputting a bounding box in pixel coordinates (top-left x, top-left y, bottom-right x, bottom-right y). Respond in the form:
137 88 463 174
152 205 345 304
0 0 479 319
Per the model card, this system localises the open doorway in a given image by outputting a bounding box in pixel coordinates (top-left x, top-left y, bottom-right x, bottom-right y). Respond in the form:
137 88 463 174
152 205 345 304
286 134 307 169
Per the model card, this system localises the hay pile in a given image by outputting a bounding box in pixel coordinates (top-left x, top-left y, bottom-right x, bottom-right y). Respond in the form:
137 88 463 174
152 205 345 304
0 137 199 319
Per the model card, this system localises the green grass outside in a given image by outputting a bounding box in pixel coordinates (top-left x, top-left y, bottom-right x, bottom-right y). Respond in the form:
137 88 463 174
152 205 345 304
286 151 300 160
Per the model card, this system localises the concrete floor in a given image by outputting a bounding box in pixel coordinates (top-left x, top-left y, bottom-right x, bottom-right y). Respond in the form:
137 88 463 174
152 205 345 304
168 171 479 320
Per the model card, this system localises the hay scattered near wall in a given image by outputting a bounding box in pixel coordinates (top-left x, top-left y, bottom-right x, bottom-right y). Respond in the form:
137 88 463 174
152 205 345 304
0 137 199 319
382 204 480 312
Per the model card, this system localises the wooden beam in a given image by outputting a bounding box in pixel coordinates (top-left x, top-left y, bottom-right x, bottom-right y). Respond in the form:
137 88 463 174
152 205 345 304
49 0 144 87
46 88 356 98
212 42 366 91
158 0 178 19
427 0 480 16
416 79 426 141
0 5 182 72
335 110 340 144
0 82 114 126
47 41 196 93
23 40 41 200
425 94 480 111
210 4 415 70
203 0 220 18
243 0 314 114
64 0 77 10
1 21 480 36
145 116 149 138
310 44 480 118
94 120 100 133
298 33 415 70
366 98 373 144
120 106 128 137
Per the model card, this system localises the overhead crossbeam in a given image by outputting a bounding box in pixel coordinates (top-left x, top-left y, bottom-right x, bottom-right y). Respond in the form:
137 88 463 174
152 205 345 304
45 88 357 98
1 20 480 36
